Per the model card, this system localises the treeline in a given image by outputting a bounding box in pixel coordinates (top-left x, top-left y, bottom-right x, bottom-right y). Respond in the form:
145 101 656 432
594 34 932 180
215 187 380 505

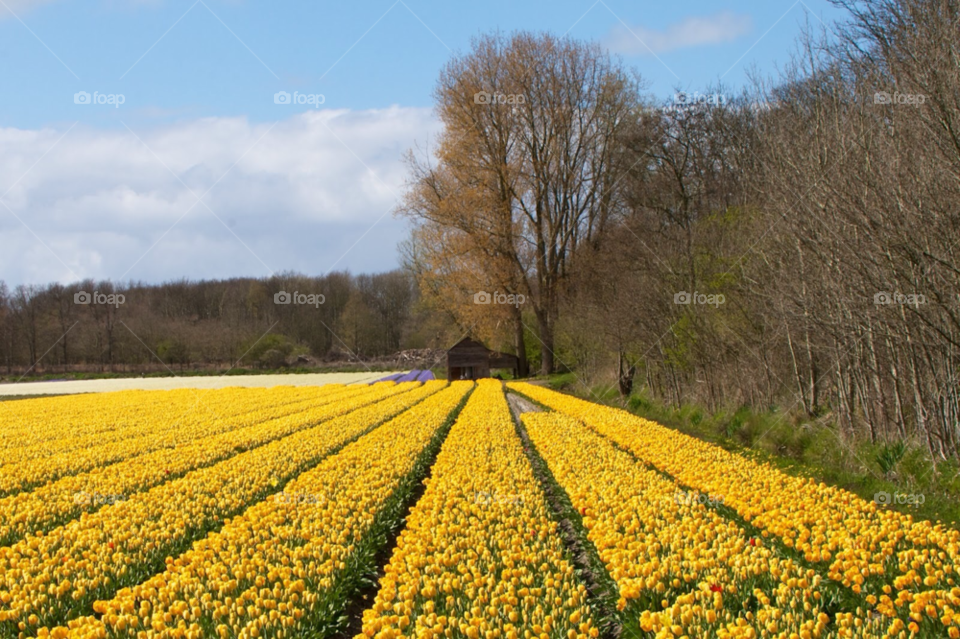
0 271 439 373
400 0 960 458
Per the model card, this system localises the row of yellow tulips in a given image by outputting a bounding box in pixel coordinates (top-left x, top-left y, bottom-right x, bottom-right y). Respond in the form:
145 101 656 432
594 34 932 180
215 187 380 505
509 383 960 637
357 380 598 639
53 380 470 639
0 384 382 547
0 387 316 468
0 385 338 470
521 411 886 639
0 381 436 637
0 386 356 496
0 391 206 454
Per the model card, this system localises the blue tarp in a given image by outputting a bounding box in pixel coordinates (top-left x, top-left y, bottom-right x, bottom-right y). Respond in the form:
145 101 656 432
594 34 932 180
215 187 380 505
396 370 421 383
370 369 436 384
369 372 404 384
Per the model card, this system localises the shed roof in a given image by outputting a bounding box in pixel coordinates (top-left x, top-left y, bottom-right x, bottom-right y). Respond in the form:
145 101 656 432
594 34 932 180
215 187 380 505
447 338 518 369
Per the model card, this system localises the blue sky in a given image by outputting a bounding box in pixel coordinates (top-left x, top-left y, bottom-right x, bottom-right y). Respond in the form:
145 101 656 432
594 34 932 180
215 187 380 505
0 0 846 286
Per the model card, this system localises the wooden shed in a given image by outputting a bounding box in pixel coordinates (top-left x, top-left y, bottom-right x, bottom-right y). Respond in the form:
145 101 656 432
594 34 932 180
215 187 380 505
446 337 519 380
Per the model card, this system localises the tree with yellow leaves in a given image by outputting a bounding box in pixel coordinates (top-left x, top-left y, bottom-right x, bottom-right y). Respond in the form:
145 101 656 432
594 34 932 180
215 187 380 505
399 31 642 374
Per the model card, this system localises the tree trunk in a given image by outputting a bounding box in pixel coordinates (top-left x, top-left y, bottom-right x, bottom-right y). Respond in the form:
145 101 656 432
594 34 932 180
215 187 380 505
786 328 810 414
539 319 555 376
618 350 636 397
514 313 529 378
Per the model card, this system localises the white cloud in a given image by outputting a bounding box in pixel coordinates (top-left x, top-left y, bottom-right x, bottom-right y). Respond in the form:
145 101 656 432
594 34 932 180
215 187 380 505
0 106 441 286
603 11 753 56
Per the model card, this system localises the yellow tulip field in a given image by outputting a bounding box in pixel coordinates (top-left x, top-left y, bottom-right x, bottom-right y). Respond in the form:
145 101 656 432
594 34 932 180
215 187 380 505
357 379 596 639
0 379 953 638
509 383 959 639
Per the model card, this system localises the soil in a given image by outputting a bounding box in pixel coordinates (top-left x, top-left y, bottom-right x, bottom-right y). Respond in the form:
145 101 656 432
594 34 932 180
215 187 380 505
507 390 623 638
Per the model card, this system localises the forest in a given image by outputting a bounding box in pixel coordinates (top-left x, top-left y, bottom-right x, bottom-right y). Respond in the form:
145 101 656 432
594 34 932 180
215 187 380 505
0 271 432 373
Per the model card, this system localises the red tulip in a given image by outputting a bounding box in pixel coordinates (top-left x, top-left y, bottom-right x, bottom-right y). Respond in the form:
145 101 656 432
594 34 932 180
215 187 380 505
710 584 722 593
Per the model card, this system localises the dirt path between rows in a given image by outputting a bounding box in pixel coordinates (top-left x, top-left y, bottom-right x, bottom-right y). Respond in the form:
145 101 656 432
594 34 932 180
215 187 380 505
506 390 622 639
506 392 542 415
